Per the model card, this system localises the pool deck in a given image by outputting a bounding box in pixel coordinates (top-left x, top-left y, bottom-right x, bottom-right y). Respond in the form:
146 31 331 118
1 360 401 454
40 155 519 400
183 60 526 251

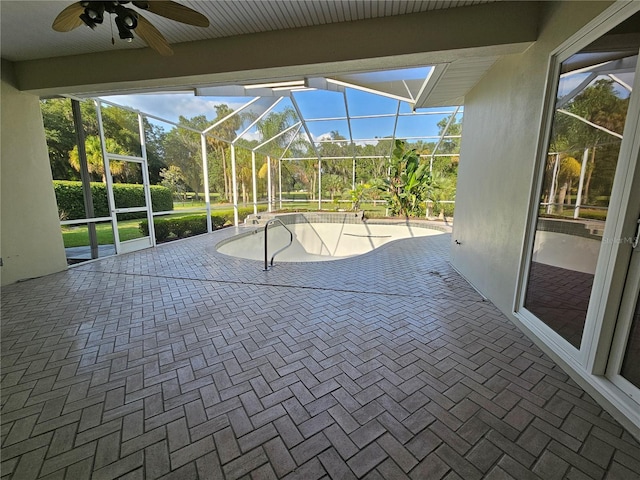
2 225 639 479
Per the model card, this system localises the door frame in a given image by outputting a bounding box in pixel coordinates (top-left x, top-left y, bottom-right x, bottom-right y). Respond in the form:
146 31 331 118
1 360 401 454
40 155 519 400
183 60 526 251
513 2 640 430
606 245 640 403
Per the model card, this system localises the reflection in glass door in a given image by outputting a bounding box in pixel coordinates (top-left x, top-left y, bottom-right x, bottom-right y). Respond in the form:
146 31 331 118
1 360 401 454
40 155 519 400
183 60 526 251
523 13 639 350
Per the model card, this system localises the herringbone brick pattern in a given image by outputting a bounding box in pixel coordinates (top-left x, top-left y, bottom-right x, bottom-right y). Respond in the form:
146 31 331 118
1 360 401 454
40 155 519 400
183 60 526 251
2 227 639 479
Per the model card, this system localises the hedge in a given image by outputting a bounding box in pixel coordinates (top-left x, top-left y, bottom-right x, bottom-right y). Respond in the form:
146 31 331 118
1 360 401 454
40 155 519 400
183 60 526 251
140 206 267 242
140 214 228 241
54 180 173 220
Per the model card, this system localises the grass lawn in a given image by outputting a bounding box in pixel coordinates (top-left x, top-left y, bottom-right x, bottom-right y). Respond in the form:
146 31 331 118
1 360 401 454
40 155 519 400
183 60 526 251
62 207 242 248
62 211 210 248
62 220 145 248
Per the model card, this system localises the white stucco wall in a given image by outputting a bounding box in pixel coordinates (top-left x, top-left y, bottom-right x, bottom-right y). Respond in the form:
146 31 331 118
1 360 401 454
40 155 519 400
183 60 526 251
451 1 612 315
1 61 67 285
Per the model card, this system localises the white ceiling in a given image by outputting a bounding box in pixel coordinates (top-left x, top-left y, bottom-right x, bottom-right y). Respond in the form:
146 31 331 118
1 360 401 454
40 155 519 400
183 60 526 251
0 1 535 110
0 1 496 62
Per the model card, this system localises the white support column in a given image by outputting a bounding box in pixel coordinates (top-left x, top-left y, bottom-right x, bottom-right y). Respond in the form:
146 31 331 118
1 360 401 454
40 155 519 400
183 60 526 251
267 156 272 213
251 151 258 215
201 134 212 232
231 144 239 226
278 159 283 210
574 148 589 219
138 113 156 246
318 159 322 210
95 101 121 253
547 154 560 214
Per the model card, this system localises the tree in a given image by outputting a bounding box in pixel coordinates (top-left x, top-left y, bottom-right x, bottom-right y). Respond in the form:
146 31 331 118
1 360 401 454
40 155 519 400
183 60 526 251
40 98 79 180
348 183 374 211
378 140 431 217
254 107 300 203
556 156 581 213
551 79 629 205
101 105 142 157
427 172 457 219
207 104 245 201
41 98 167 185
163 115 211 198
232 143 255 205
69 135 130 182
160 165 187 200
322 174 346 202
433 114 462 176
144 121 168 184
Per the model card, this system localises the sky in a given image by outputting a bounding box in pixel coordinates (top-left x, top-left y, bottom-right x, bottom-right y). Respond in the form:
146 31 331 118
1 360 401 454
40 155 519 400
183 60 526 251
97 53 634 149
101 86 462 147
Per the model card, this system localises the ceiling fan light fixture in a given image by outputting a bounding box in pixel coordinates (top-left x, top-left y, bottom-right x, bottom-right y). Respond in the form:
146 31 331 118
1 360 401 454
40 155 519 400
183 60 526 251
79 13 98 29
115 6 138 29
80 2 105 26
113 5 138 40
115 16 135 40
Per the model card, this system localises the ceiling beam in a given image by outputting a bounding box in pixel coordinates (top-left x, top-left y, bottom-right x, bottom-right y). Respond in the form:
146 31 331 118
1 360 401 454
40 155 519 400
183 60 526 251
12 1 539 96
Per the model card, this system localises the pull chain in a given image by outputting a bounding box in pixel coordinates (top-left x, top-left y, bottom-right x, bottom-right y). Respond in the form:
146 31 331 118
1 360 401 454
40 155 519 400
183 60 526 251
110 14 115 45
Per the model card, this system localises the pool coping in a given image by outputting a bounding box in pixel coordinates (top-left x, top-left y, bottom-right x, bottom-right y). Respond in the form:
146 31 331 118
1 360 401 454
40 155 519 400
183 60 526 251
216 212 452 249
215 212 452 259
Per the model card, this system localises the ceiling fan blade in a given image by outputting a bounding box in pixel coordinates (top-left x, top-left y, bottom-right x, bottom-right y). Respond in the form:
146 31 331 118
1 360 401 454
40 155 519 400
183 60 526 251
52 2 85 32
135 13 174 56
133 1 209 27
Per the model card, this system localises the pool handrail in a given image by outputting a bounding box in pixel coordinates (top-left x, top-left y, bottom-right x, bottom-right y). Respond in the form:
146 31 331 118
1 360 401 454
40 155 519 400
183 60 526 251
264 218 293 270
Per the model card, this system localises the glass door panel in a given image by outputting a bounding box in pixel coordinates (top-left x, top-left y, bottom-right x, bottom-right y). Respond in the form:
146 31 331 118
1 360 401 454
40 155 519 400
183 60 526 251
116 213 146 242
110 160 145 207
523 14 639 350
107 157 153 254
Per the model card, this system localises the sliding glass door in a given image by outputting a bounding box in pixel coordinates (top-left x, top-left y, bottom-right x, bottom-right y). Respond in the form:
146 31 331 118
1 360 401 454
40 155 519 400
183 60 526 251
519 7 640 414
524 17 638 350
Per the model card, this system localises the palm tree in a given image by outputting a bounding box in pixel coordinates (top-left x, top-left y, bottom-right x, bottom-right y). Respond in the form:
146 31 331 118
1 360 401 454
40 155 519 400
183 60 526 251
207 104 245 201
69 135 128 182
254 107 300 202
556 156 581 213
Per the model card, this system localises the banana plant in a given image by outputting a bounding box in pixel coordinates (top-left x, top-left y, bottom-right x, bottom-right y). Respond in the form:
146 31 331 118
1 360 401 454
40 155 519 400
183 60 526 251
378 140 431 217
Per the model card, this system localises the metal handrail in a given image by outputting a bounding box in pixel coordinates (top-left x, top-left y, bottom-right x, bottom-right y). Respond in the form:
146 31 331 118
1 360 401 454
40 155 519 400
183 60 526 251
264 218 293 270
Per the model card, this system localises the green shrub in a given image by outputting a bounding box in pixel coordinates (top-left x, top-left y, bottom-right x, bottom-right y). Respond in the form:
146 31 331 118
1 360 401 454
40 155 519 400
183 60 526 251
140 213 230 242
149 220 171 241
211 215 227 229
440 203 455 218
139 206 266 244
237 207 264 222
53 180 173 220
148 186 173 213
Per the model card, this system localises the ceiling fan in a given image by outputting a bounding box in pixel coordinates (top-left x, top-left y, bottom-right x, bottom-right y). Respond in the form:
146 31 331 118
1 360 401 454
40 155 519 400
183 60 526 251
52 1 210 56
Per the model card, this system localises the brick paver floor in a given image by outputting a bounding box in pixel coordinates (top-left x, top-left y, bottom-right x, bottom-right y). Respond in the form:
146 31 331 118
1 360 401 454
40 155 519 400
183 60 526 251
2 226 639 479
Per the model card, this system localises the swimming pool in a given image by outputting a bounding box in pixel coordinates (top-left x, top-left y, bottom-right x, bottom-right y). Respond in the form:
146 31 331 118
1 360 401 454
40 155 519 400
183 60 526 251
216 214 446 263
